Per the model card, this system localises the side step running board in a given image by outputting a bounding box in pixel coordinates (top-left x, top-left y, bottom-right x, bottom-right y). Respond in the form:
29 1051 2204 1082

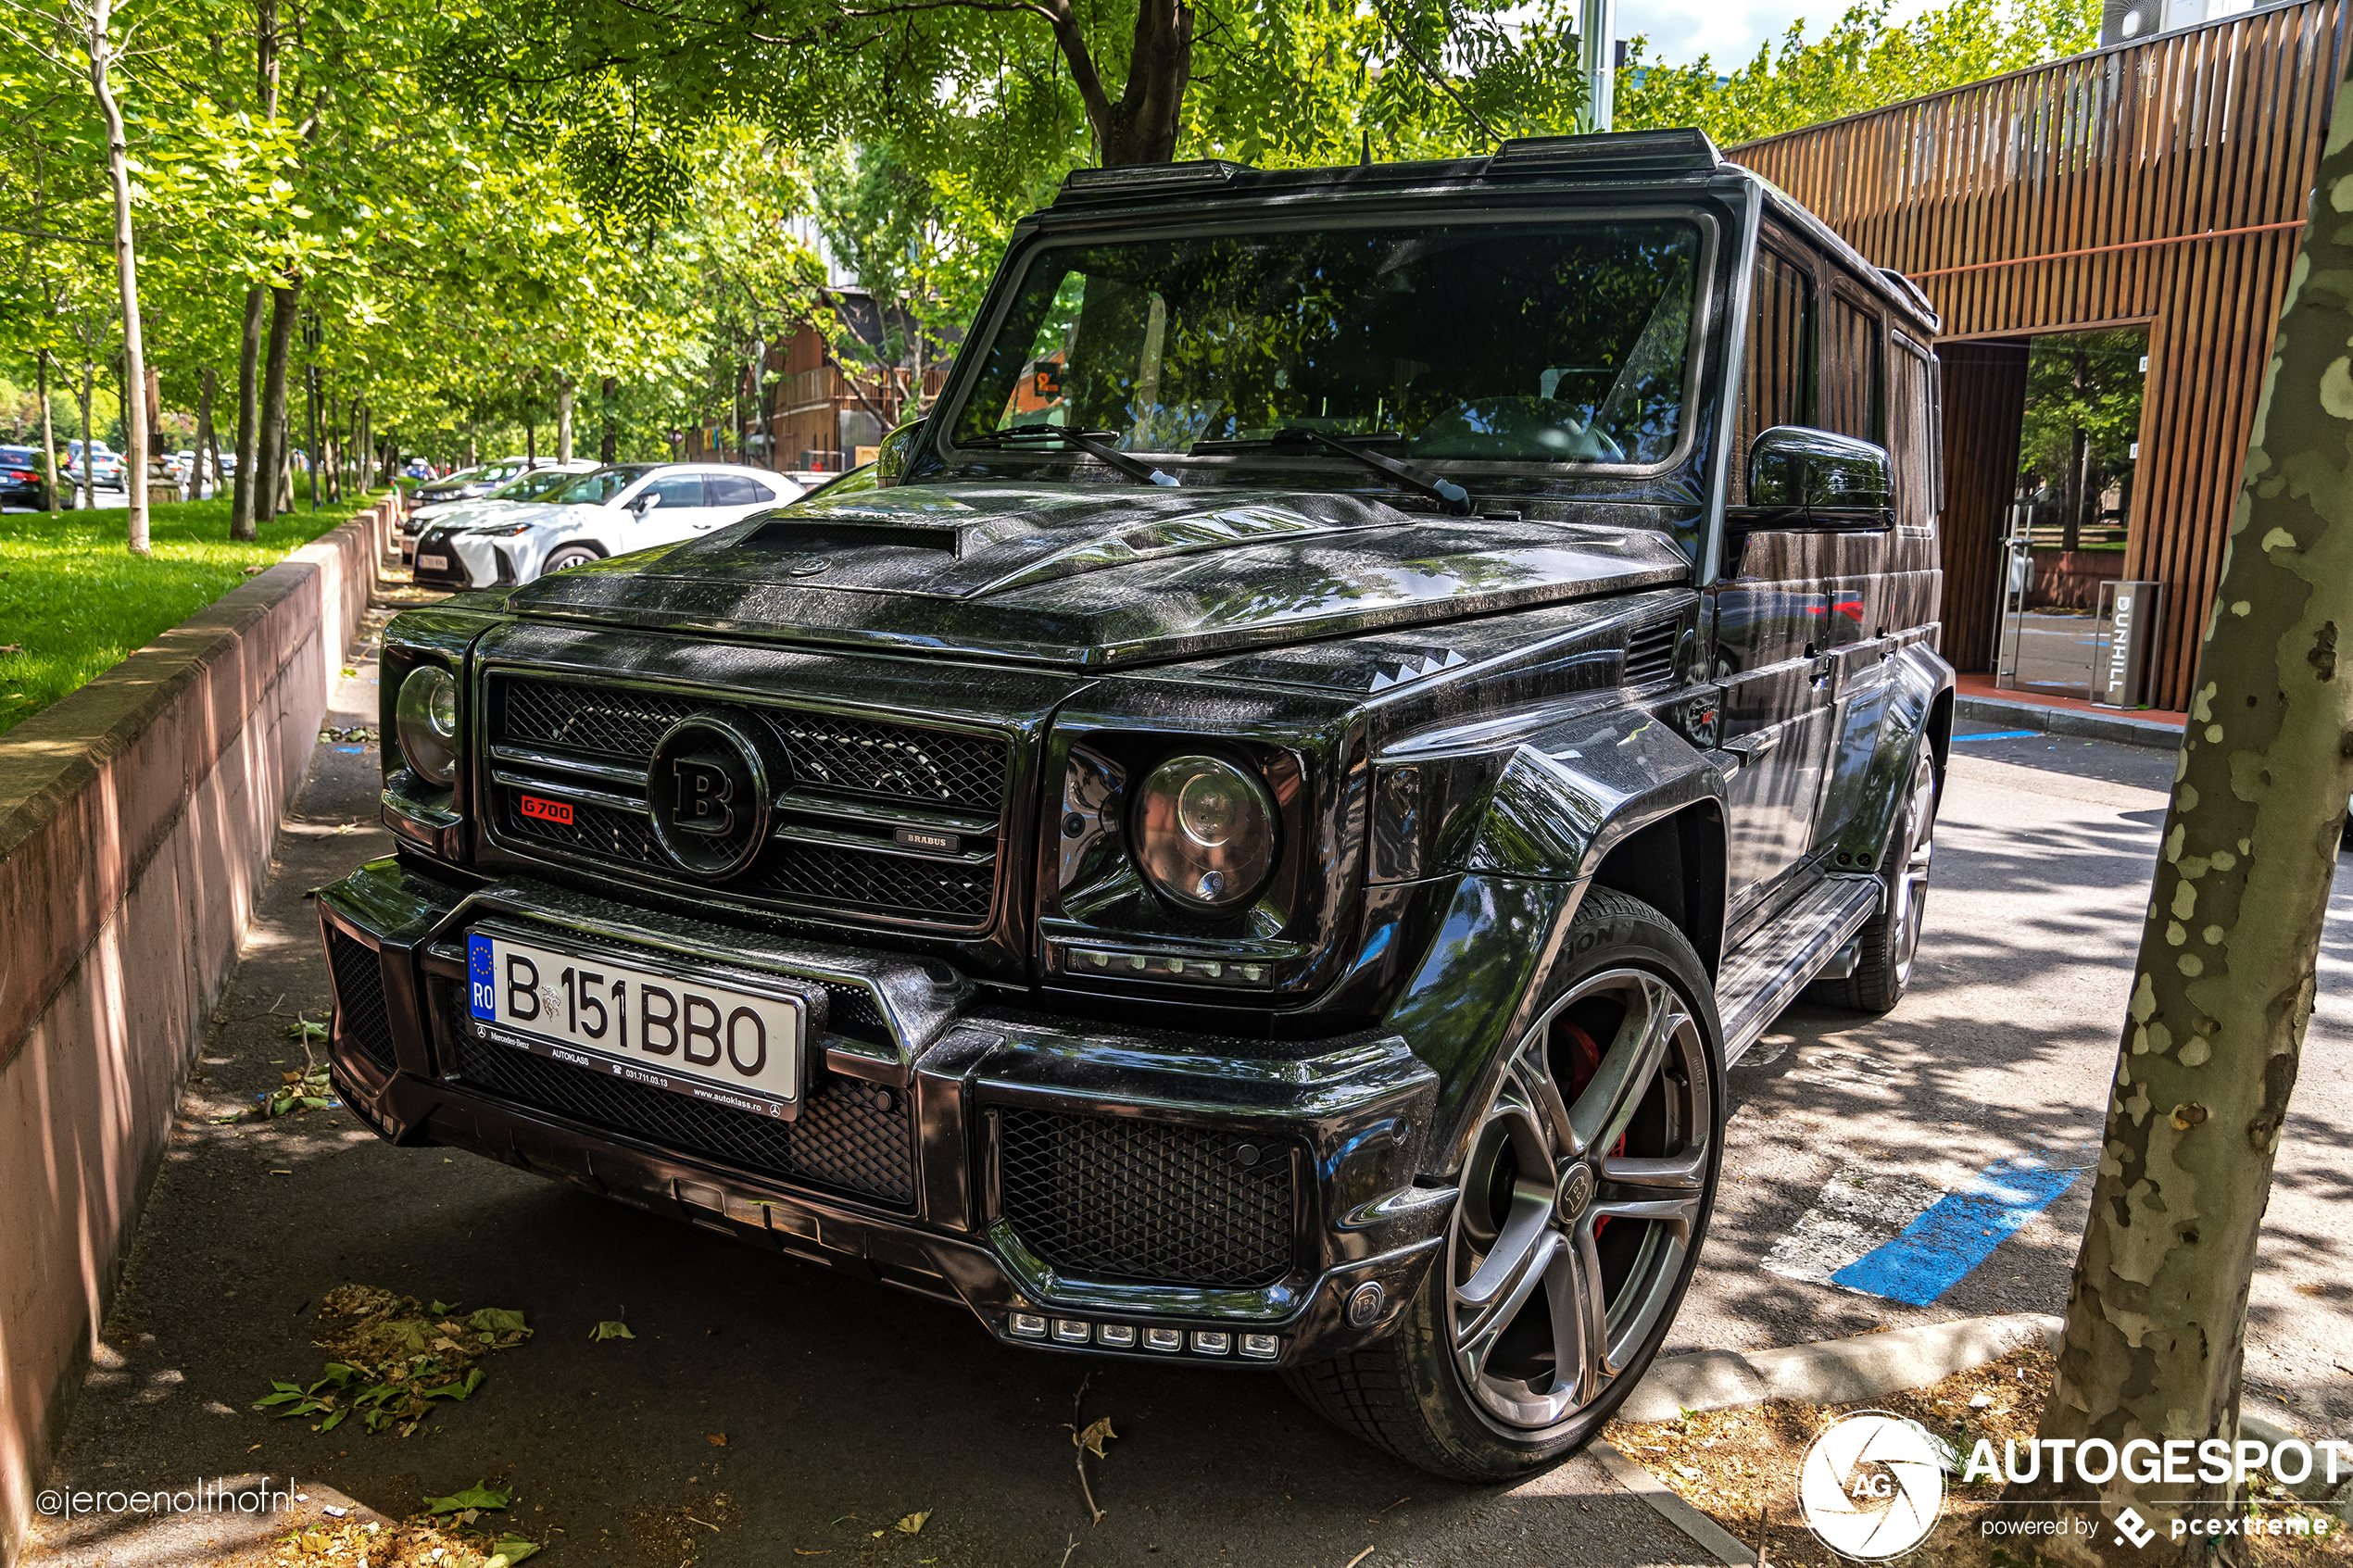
1716 873 1884 1066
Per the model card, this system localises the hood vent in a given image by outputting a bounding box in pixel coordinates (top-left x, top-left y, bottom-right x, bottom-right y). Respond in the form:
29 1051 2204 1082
1625 619 1680 686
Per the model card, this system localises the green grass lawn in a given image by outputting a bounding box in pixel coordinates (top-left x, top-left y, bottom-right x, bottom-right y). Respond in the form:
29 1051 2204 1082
0 494 384 738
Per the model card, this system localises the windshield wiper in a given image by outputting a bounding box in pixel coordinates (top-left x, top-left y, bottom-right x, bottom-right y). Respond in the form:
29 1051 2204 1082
958 424 1180 487
1190 428 1470 515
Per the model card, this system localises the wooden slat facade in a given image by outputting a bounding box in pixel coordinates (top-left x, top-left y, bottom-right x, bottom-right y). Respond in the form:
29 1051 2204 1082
1730 0 2348 710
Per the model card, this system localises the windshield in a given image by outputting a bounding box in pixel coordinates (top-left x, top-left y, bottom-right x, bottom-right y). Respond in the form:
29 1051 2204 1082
546 466 652 506
494 468 585 503
952 219 1702 467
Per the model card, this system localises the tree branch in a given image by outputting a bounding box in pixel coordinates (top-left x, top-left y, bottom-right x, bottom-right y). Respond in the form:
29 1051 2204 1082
1367 0 1501 144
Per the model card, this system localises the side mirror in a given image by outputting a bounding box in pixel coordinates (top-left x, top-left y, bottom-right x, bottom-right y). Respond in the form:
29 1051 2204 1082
873 420 925 489
629 493 660 514
1744 427 1894 530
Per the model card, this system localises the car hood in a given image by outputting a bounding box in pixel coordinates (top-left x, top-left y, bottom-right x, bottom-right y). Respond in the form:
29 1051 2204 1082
500 481 1692 670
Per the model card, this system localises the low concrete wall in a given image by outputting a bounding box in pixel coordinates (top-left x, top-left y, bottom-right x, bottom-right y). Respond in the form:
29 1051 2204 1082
0 501 394 1565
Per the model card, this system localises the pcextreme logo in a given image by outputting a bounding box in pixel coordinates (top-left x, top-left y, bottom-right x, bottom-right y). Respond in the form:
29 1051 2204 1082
1798 1411 1947 1560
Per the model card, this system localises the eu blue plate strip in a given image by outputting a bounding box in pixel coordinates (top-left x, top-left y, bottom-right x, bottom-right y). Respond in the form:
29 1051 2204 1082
1830 1158 2088 1305
1952 730 2041 742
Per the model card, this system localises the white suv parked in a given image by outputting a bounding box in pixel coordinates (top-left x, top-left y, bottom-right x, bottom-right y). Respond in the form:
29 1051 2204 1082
410 463 802 589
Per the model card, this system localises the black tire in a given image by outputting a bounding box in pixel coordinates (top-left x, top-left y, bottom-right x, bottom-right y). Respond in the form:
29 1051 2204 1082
542 546 599 573
1810 746 1937 1013
1283 888 1725 1481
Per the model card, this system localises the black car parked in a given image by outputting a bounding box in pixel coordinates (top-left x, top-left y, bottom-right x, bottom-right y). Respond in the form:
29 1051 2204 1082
317 131 1953 1481
0 445 51 508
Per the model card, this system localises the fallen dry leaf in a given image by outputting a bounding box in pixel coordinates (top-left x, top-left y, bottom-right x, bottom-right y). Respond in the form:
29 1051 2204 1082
894 1511 930 1536
1074 1417 1114 1460
706 1433 727 1447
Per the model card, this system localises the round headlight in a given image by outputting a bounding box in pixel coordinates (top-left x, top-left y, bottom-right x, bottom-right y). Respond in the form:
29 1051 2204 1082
396 664 460 786
1133 754 1277 914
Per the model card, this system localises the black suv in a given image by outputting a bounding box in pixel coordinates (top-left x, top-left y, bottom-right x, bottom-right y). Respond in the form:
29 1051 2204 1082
318 130 1952 1482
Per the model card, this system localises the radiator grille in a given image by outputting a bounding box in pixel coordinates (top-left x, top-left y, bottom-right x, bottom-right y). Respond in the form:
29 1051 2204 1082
451 1027 914 1207
326 928 398 1073
996 1108 1296 1289
488 675 1012 932
499 679 1007 812
1625 619 1680 685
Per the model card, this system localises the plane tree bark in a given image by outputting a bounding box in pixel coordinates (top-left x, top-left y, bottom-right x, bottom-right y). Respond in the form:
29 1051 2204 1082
2017 64 2353 1564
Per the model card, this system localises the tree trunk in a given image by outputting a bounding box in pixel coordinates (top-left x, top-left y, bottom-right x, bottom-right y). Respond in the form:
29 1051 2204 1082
599 375 617 463
524 420 535 465
78 357 95 512
195 367 216 502
85 0 149 554
37 348 58 515
274 413 294 514
556 376 574 462
257 279 300 519
2016 69 2353 1562
1046 0 1193 164
232 285 265 536
2064 424 2088 555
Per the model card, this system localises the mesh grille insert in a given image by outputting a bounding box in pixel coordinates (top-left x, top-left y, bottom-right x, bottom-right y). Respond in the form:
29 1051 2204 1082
497 679 1008 812
326 928 398 1073
997 1108 1296 1289
451 1027 914 1207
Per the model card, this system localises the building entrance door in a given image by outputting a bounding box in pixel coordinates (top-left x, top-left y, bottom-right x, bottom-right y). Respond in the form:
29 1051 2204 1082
1992 327 2150 699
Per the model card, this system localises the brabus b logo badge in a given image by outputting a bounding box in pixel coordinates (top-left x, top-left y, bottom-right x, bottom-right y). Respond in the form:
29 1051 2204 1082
646 709 782 880
668 757 737 836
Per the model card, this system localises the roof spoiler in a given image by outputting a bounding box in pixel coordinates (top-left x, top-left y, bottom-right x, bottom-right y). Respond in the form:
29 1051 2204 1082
1491 129 1723 175
1056 160 1253 204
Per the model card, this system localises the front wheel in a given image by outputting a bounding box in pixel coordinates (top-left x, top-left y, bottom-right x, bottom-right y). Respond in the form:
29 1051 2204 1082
1284 889 1724 1481
541 546 599 574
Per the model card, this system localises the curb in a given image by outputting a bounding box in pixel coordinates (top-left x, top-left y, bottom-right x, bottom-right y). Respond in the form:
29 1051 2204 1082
1596 1313 2061 1562
1589 1439 1761 1566
1957 692 2183 751
1618 1313 2062 1424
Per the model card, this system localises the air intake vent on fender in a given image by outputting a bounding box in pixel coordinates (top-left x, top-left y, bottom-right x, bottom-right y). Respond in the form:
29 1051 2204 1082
1625 620 1680 686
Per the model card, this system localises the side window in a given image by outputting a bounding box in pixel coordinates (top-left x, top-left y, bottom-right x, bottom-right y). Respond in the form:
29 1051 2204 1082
705 474 772 506
1891 333 1942 534
643 473 709 508
1820 289 1884 443
1731 245 1814 504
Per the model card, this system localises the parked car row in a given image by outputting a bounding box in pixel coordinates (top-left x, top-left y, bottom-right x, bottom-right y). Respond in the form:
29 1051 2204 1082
409 462 803 589
399 462 600 560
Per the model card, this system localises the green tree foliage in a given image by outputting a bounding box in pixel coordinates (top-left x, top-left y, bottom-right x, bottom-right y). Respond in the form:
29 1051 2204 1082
1617 0 2098 147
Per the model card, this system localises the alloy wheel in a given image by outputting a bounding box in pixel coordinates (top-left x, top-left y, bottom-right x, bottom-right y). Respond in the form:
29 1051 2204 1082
1889 758 1936 987
1446 967 1713 1432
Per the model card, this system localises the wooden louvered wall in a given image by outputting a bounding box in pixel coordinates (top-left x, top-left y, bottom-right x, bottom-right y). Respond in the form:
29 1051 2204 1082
1730 0 2348 710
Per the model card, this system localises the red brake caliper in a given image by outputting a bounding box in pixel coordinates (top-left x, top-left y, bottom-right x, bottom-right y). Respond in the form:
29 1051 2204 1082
1558 1019 1624 1240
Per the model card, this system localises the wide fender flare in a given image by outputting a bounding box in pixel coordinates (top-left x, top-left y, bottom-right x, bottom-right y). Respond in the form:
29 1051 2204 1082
1826 643 1955 867
1465 708 1728 884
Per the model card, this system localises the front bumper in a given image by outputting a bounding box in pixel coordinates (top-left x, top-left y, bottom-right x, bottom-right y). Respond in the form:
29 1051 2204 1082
318 855 1451 1367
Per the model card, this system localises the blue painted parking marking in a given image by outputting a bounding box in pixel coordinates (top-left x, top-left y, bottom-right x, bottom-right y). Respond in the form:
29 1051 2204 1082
1829 1156 2089 1305
1951 730 2040 742
468 933 496 1021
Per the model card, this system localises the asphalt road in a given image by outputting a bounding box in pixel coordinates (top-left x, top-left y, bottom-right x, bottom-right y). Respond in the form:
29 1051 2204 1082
21 673 2352 1568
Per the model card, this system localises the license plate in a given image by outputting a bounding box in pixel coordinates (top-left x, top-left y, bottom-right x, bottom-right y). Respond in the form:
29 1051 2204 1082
466 930 804 1117
417 553 449 571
